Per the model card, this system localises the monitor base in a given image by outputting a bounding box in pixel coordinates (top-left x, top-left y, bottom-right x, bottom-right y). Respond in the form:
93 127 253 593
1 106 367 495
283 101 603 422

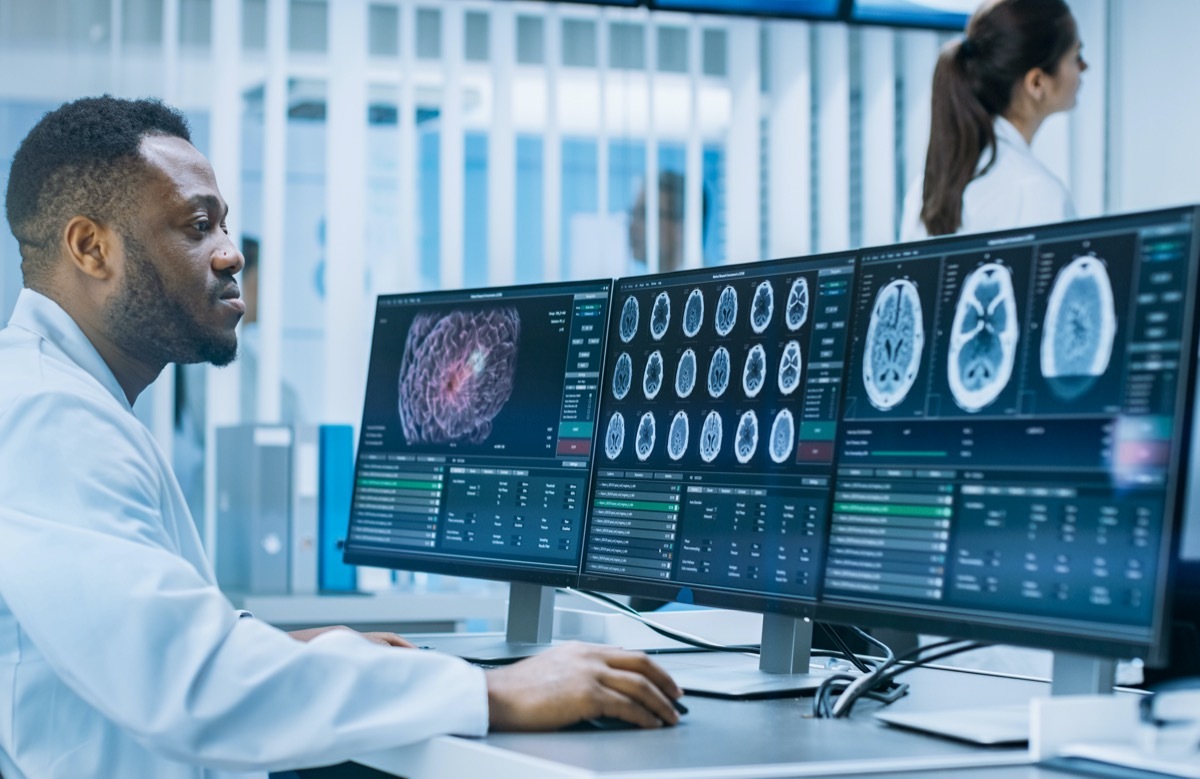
411 632 560 664
876 703 1030 745
654 649 836 699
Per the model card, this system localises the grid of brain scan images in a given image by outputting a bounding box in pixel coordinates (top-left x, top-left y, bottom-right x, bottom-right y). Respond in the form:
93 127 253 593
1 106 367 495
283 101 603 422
583 255 857 601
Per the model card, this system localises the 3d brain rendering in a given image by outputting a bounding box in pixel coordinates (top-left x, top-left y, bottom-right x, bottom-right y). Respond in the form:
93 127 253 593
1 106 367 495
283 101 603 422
397 307 520 444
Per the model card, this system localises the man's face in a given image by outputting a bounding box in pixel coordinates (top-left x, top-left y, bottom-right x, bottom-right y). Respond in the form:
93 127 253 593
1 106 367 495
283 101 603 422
104 135 244 367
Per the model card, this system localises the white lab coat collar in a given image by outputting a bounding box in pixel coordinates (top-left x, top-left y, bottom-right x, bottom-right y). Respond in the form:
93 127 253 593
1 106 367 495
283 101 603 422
6 287 133 412
990 116 1032 163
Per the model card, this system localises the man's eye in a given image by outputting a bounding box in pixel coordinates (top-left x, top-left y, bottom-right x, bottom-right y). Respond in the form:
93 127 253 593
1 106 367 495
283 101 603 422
195 220 211 233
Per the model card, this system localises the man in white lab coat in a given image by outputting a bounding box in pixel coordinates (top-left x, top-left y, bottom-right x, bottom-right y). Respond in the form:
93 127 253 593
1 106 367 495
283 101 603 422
0 96 681 779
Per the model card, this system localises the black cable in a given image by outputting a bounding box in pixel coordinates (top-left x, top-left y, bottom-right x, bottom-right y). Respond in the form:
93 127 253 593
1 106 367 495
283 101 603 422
818 623 876 674
829 641 986 718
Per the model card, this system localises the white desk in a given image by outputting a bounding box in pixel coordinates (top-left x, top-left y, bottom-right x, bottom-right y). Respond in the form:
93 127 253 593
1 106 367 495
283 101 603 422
354 661 1067 778
229 592 507 632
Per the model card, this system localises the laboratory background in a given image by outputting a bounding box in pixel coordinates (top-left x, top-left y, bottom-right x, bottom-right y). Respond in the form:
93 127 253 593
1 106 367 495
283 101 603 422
0 0 1194 590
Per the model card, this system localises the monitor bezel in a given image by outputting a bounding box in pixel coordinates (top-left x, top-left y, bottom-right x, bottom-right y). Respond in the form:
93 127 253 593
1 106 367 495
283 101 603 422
845 0 971 32
342 277 614 589
815 206 1200 665
645 0 842 22
577 249 859 622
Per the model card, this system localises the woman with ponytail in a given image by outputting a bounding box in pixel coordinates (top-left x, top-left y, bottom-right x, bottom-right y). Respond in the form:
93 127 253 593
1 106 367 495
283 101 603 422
900 0 1088 241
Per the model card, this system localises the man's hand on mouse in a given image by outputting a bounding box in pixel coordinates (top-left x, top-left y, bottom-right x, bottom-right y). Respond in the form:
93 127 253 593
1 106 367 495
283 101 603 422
484 642 683 731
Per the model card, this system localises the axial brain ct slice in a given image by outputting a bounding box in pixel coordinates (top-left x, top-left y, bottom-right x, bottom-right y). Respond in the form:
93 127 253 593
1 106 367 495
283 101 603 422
650 291 672 341
635 412 657 461
715 286 738 336
699 411 723 463
947 263 1020 412
786 277 809 331
605 412 625 460
743 343 767 398
397 307 520 444
863 278 925 411
619 295 639 343
643 350 664 400
750 281 774 334
676 349 698 398
778 340 802 395
612 352 633 400
708 346 731 398
769 408 794 464
683 288 704 337
668 411 689 461
735 410 759 464
1041 254 1118 399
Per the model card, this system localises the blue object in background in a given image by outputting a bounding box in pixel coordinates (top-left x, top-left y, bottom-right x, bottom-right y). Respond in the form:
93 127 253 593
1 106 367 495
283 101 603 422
318 424 358 592
849 0 971 30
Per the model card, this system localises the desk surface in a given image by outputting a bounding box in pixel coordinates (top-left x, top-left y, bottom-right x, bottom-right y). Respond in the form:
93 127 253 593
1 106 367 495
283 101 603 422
357 656 1070 779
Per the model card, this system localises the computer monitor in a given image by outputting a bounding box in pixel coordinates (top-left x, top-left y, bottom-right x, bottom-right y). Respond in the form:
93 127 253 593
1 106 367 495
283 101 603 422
820 206 1200 694
343 279 613 661
578 252 859 696
847 0 974 31
646 0 840 21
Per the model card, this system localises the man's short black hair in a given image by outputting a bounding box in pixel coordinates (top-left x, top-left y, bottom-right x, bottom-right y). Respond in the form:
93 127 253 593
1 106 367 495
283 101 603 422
5 95 191 287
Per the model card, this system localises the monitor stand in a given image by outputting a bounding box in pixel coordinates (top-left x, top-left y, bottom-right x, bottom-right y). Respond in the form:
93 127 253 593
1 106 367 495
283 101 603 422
657 613 838 699
874 651 1117 745
410 581 562 663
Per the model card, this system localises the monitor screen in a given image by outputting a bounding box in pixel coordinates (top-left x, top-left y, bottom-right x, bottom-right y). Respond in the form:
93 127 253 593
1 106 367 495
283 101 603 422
647 0 840 21
578 253 858 616
848 0 974 30
343 280 612 587
820 207 1200 663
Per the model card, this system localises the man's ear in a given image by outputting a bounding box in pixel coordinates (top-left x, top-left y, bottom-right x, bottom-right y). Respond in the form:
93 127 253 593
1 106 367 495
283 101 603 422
62 216 119 281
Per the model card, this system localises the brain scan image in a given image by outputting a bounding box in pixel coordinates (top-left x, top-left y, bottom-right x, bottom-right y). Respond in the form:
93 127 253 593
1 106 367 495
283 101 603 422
708 347 731 398
699 411 723 463
619 295 639 343
786 277 810 331
650 291 671 341
635 412 657 461
1040 254 1117 400
778 340 802 396
643 350 664 400
667 411 689 461
715 286 738 336
947 263 1019 412
675 349 698 398
604 412 625 460
612 352 633 401
750 281 775 334
742 343 767 398
863 278 925 411
397 307 520 445
735 410 759 464
769 409 794 464
683 288 705 338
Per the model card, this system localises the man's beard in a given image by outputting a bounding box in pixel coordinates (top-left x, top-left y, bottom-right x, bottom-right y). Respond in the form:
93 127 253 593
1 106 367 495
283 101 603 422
104 235 238 367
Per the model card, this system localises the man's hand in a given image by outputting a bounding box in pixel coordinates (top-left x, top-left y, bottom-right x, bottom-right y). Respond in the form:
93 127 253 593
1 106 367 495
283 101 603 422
288 625 416 648
485 642 682 731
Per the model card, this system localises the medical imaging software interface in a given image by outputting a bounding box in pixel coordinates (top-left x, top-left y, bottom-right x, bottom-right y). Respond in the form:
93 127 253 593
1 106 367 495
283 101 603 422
344 281 611 575
581 255 857 605
827 210 1198 645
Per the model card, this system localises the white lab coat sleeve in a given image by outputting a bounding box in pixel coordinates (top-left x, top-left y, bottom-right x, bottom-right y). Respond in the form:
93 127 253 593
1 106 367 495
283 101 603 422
0 391 488 772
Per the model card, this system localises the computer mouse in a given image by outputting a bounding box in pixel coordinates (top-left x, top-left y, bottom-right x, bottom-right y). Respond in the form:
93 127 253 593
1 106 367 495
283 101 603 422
567 700 688 731
574 716 640 731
